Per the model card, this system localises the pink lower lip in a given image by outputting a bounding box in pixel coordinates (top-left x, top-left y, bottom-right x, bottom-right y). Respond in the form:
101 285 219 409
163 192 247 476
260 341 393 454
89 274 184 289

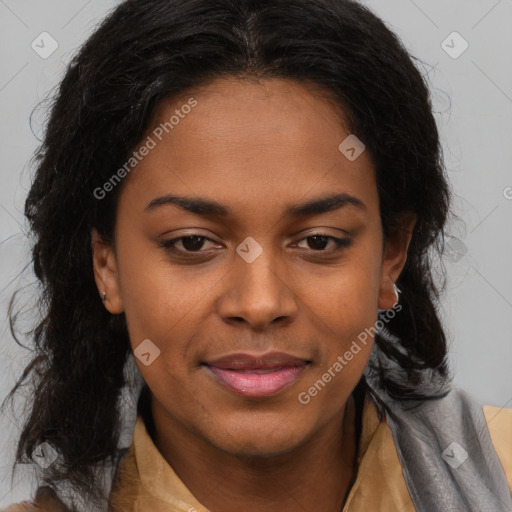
205 365 307 397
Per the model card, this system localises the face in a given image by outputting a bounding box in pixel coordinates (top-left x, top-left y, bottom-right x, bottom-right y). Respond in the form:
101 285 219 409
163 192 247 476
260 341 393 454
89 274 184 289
92 77 415 457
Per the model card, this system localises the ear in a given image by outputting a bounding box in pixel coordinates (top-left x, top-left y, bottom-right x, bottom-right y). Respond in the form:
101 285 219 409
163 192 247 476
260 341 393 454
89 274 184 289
377 212 417 310
91 228 124 314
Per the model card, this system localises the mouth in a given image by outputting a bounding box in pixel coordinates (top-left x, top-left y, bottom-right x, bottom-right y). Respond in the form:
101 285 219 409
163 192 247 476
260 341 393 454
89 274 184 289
202 352 311 398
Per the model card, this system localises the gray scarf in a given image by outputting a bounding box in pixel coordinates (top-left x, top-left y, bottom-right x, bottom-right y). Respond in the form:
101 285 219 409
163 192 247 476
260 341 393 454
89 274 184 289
364 348 512 512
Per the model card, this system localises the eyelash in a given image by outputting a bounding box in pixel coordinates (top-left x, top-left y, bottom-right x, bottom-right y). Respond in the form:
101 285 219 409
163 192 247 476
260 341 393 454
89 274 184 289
159 233 352 257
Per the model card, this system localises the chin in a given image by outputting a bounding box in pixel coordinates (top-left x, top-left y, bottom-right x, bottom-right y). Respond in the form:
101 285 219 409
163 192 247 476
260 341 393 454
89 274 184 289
206 418 311 459
220 438 306 460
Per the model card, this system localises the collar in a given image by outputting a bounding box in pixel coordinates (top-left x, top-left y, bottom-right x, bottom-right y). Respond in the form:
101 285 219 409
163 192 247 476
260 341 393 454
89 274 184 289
109 391 410 512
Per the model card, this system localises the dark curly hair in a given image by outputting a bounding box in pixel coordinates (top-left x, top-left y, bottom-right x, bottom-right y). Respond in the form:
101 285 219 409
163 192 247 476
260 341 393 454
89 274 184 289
2 0 455 508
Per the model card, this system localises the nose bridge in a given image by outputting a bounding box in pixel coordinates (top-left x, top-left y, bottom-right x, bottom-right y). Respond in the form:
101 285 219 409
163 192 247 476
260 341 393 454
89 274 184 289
218 240 298 328
241 252 284 297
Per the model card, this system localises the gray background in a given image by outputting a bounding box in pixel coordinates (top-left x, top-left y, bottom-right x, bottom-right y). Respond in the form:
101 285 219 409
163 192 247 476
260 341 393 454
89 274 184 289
1 0 511 506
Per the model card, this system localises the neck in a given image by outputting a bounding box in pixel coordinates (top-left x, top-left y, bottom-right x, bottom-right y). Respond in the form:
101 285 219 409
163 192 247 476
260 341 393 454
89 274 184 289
147 393 360 512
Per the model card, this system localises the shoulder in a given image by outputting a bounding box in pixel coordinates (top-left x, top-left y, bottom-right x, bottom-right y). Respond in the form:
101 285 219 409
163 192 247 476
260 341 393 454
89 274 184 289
483 404 512 492
1 486 71 512
1 502 37 512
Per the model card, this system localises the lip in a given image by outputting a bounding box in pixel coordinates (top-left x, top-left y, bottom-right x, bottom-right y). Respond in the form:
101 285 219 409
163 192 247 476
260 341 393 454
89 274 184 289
203 351 310 398
205 351 309 370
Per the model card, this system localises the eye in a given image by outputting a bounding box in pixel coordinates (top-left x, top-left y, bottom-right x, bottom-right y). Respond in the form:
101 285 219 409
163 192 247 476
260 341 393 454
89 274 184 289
159 232 352 258
294 234 352 252
159 235 219 255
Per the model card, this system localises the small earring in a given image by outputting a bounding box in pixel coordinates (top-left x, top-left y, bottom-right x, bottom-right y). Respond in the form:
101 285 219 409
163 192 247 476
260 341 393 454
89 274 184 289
101 292 107 302
393 283 401 305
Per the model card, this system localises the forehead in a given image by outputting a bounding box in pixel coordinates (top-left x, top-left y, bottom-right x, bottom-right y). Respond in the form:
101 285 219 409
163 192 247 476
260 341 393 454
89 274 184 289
120 77 378 223
150 77 353 157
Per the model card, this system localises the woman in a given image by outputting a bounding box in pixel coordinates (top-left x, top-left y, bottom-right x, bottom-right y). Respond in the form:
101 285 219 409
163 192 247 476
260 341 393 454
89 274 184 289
2 0 511 511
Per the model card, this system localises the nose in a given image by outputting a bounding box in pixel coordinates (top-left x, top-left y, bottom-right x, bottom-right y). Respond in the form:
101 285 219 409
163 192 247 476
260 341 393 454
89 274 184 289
216 249 298 332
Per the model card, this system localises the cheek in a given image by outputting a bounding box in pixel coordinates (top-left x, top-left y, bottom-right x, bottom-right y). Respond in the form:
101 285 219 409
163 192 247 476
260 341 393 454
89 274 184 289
298 299 375 413
308 254 381 341
297 343 372 420
114 240 204 342
300 234 381 390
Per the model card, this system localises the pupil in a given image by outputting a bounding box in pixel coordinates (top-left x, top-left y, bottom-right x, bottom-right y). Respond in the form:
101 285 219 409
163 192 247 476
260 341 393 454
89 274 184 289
308 236 328 250
182 236 204 251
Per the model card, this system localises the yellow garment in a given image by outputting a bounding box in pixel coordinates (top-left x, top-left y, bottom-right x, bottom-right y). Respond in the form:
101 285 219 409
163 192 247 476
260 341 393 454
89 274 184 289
106 396 512 512
484 404 512 492
3 397 512 511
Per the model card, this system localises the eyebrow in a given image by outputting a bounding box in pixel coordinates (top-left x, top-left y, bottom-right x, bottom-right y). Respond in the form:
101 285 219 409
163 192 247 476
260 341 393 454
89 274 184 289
144 192 367 218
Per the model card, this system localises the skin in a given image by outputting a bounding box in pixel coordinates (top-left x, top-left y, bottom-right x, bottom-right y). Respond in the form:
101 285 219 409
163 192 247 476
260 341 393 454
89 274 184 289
92 77 416 512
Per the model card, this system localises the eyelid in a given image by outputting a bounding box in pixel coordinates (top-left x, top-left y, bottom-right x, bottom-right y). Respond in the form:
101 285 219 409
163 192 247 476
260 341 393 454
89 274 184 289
292 234 352 253
158 234 221 253
159 231 352 256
